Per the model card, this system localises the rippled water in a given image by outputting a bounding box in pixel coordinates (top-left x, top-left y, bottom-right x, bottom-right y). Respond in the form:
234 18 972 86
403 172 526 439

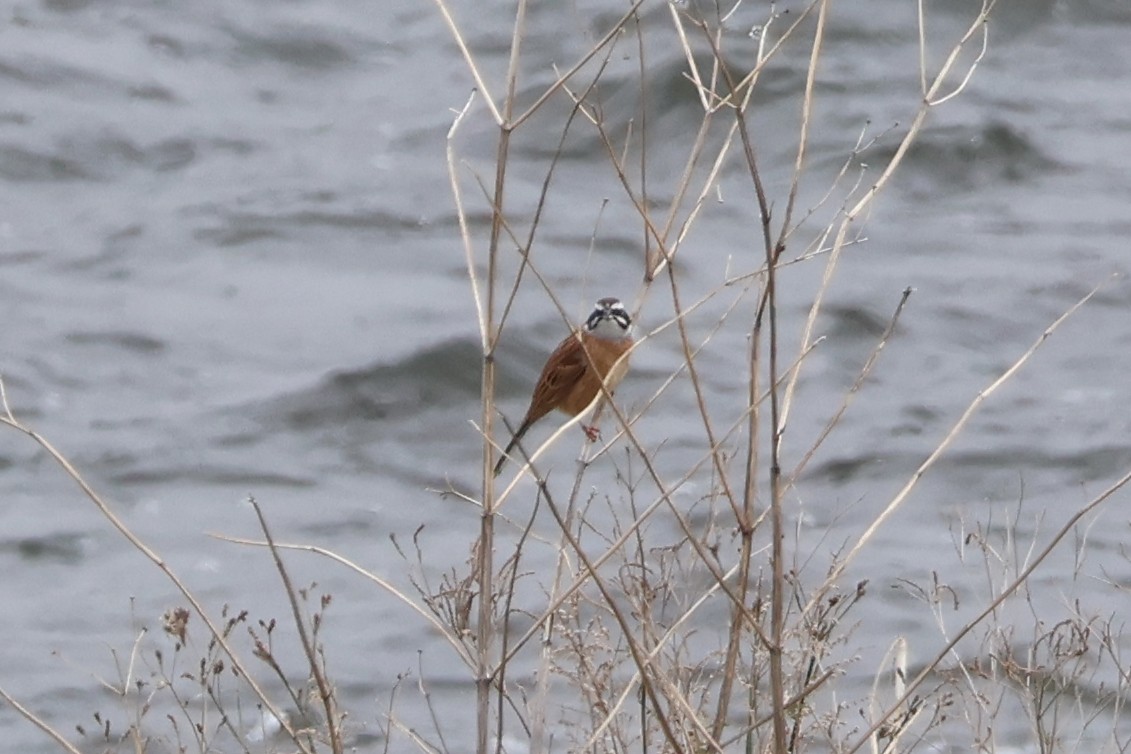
2 1 1131 752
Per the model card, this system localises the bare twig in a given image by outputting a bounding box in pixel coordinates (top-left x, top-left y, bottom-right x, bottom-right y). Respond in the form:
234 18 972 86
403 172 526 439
815 278 1110 604
249 497 342 754
0 414 305 752
0 687 84 754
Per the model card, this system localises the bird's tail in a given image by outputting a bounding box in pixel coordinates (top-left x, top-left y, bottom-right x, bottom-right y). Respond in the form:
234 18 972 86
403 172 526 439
493 420 531 477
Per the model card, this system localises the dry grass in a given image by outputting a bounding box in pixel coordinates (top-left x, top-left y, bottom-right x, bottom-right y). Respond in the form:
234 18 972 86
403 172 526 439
3 2 1130 754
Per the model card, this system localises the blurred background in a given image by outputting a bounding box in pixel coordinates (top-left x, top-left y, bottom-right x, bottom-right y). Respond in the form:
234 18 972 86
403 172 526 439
1 0 1130 751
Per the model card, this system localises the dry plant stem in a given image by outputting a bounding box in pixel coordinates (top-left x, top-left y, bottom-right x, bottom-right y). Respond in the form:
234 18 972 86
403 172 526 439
657 112 715 252
717 668 837 749
388 714 443 754
493 50 614 341
0 686 83 754
165 666 210 753
708 25 788 754
580 561 743 750
787 287 913 487
775 0 829 253
869 637 911 754
220 531 528 745
847 467 1131 754
417 653 454 754
662 92 760 271
495 472 540 754
497 339 824 670
430 0 502 125
655 265 749 740
471 4 529 753
508 418 786 753
775 123 878 253
0 413 305 753
680 0 822 113
212 535 476 670
530 440 593 754
763 257 788 754
664 264 741 521
623 467 656 754
527 462 703 754
579 112 668 273
692 30 804 723
530 370 774 651
379 676 401 754
564 63 730 285
667 1 707 111
923 0 992 106
632 9 653 274
614 286 753 437
478 146 500 754
449 91 485 349
249 497 342 754
658 13 773 264
217 536 534 743
712 310 761 740
205 681 250 754
550 45 701 282
510 0 647 129
123 628 144 697
779 0 995 434
812 279 1108 611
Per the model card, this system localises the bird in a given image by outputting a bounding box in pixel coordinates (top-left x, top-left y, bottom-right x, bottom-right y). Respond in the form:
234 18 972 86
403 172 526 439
494 297 633 477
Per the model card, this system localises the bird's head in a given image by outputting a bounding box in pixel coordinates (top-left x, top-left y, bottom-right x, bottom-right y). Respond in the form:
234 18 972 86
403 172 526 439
585 297 632 340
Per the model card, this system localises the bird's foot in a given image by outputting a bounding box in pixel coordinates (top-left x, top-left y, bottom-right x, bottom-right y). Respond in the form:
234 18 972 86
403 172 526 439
582 424 601 442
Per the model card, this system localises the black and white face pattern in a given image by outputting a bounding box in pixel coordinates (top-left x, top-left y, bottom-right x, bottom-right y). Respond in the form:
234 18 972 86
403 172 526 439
585 297 632 339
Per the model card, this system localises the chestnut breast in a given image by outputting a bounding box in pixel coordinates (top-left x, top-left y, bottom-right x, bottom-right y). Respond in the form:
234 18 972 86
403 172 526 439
521 329 633 426
557 331 632 416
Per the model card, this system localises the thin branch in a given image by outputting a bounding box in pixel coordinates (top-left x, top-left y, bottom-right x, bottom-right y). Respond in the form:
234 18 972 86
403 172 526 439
788 286 913 486
211 534 476 670
0 414 304 752
812 276 1111 608
847 465 1131 754
0 687 84 754
511 0 648 129
249 497 342 754
431 0 502 125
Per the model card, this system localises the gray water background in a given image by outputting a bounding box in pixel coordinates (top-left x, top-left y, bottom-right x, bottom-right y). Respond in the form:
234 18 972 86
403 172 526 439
2 0 1131 751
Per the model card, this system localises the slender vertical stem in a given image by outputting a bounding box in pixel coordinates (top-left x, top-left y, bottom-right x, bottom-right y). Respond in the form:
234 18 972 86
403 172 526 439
477 4 527 753
633 8 652 277
709 59 788 754
249 498 342 753
764 237 787 754
729 56 788 754
476 120 509 754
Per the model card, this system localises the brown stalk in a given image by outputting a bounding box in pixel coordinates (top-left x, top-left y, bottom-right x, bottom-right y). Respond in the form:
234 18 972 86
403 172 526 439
0 687 83 754
846 466 1131 754
696 17 786 754
0 406 307 753
248 497 342 753
468 1 531 751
